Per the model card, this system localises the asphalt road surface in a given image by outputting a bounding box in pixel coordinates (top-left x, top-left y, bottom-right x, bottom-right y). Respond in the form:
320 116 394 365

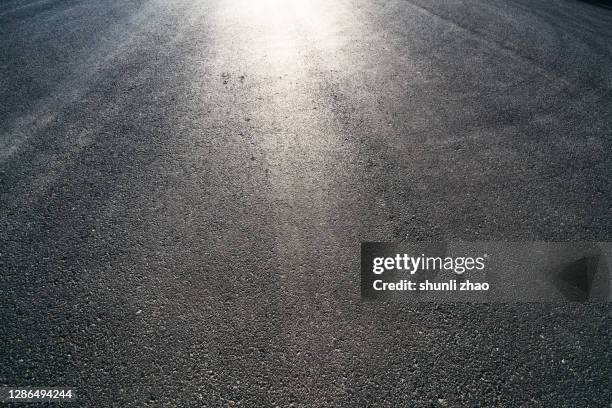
1 0 611 406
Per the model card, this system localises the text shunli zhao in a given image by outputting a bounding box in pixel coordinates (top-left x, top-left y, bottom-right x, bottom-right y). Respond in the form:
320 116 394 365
372 254 490 292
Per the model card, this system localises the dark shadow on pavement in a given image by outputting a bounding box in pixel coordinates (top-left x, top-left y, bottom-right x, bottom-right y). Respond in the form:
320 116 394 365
576 0 612 10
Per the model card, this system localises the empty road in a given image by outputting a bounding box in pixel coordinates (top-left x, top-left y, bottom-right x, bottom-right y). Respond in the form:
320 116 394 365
1 0 611 406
